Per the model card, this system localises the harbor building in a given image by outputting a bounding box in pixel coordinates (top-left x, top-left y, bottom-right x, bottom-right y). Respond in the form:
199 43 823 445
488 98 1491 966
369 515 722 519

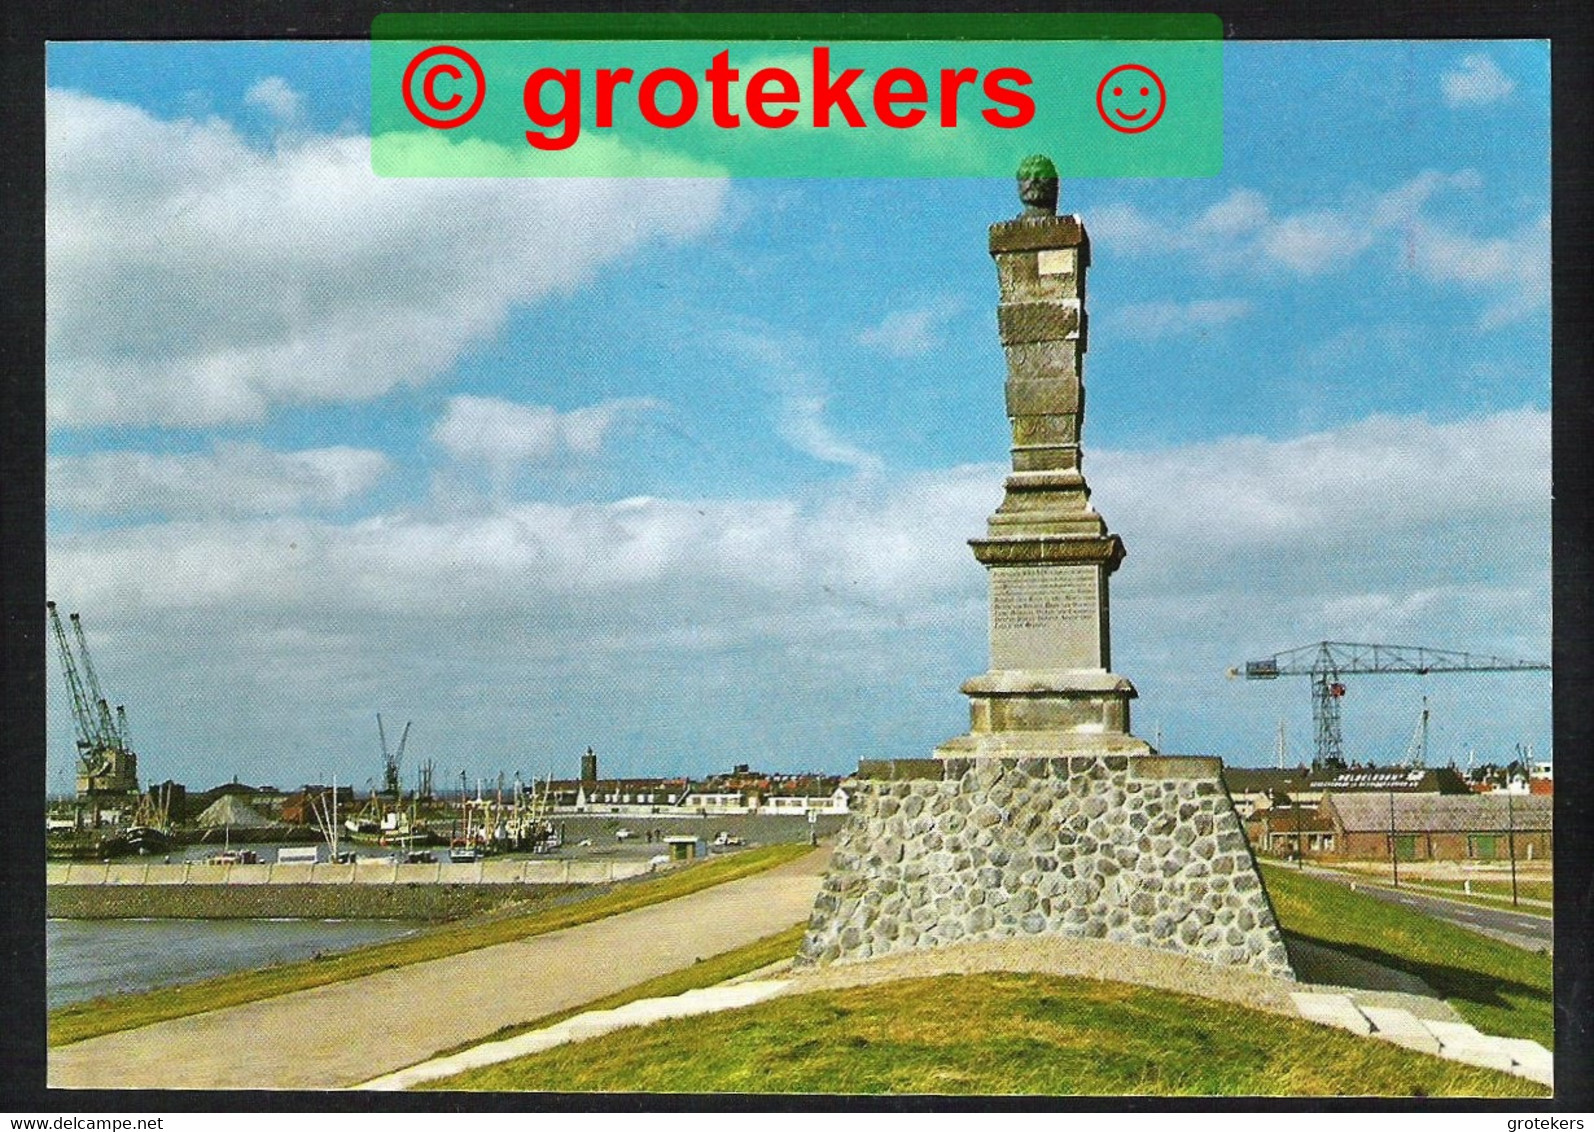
1323 792 1552 862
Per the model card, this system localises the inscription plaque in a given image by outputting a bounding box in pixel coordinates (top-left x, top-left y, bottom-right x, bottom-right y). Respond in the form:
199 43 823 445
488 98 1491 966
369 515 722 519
1036 248 1075 277
990 564 1103 669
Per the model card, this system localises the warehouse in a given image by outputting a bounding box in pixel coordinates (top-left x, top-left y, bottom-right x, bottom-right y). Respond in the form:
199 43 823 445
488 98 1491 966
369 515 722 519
1322 792 1551 862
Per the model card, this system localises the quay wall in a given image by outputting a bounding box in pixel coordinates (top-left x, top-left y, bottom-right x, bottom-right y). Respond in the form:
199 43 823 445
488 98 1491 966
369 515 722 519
46 857 656 919
46 882 561 920
48 857 652 887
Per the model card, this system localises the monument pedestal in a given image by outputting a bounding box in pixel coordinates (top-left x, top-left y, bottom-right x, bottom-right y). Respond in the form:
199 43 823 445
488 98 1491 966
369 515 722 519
937 669 1151 757
797 753 1293 977
797 159 1293 981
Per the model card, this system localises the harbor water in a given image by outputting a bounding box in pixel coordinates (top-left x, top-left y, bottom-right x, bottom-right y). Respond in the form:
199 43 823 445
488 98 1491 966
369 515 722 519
47 917 421 1009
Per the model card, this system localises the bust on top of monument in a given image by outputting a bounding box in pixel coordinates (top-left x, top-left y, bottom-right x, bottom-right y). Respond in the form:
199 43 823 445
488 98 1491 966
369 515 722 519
993 154 1084 252
1016 153 1059 217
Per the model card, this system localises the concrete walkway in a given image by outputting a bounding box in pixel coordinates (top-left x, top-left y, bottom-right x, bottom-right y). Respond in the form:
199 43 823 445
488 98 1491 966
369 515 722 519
49 848 829 1091
1289 992 1552 1087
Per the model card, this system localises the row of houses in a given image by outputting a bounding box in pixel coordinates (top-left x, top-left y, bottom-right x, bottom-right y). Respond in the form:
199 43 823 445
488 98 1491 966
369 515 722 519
551 759 850 816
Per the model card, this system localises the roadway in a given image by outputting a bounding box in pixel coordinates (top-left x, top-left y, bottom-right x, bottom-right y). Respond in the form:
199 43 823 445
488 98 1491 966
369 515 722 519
1292 864 1553 948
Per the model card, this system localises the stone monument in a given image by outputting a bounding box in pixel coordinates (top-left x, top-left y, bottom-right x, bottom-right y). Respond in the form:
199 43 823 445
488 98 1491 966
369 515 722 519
796 159 1294 979
939 152 1144 760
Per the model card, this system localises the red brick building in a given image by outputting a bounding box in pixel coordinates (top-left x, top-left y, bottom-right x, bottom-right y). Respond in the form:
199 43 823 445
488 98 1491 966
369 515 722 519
1323 793 1551 862
1248 806 1338 857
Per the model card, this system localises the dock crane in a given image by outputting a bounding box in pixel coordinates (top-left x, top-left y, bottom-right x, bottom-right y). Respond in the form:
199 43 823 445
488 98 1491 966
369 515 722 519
377 714 412 798
70 610 121 754
47 602 137 796
48 602 101 762
1230 641 1549 768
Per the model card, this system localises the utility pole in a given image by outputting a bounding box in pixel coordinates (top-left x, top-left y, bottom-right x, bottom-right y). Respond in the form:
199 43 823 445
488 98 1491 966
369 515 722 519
1507 789 1519 907
1388 790 1399 888
1294 791 1305 869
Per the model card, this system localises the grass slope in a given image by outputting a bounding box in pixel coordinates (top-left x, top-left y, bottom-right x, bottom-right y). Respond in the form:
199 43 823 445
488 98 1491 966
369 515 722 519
1261 864 1553 1048
49 843 813 1048
424 972 1545 1097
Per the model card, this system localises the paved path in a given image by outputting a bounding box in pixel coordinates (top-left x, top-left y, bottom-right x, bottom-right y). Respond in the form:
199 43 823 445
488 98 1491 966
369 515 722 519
1294 865 1552 948
50 849 828 1091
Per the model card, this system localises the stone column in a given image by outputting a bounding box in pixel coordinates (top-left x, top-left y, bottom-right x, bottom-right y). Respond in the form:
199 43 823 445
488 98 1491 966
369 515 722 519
938 155 1149 759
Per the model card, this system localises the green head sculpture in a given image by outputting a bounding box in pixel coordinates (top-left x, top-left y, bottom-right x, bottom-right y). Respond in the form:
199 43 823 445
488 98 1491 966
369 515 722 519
1016 153 1059 216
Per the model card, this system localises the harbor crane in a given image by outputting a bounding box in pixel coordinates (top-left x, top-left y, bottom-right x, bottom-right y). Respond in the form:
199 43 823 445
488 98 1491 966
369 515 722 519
47 602 137 795
377 713 412 798
48 602 102 759
1229 641 1549 769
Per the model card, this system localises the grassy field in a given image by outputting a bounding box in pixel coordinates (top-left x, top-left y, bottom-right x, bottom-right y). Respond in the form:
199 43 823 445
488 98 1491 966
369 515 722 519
48 843 813 1048
1261 863 1554 1048
422 971 1545 1097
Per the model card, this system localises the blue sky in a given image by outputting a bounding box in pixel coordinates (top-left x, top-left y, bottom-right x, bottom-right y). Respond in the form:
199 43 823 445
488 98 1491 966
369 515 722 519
44 40 1550 793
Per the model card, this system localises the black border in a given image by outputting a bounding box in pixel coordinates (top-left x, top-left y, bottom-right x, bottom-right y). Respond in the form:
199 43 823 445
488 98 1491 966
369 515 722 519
3 0 1589 1114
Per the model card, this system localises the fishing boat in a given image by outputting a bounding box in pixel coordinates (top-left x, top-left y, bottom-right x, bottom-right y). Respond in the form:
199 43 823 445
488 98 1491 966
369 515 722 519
345 798 442 846
123 824 171 856
124 784 174 855
46 829 131 860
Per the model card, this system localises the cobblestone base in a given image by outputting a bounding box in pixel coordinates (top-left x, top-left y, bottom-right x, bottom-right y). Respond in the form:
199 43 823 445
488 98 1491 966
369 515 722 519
797 754 1294 979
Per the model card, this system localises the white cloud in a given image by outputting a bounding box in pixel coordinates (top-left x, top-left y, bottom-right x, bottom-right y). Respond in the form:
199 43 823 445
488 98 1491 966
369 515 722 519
720 326 882 474
1407 211 1550 329
45 88 727 428
1368 169 1483 228
1094 407 1549 612
776 396 884 475
1441 54 1516 107
1091 171 1546 325
47 408 1547 783
48 442 390 518
243 76 304 124
1107 298 1252 341
857 299 963 357
1258 211 1371 274
432 395 663 475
